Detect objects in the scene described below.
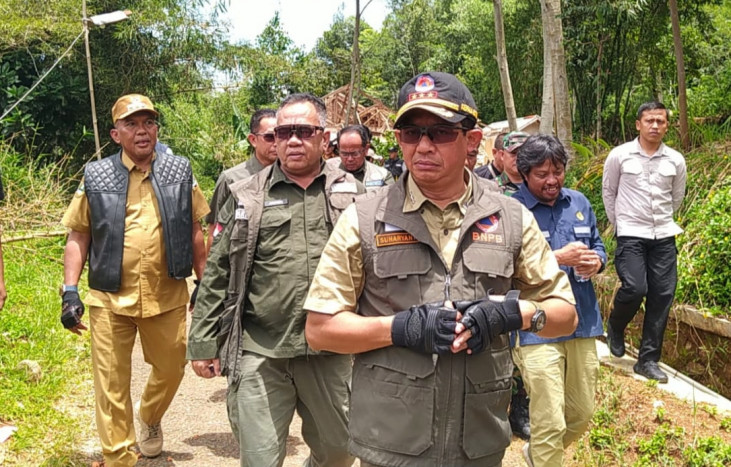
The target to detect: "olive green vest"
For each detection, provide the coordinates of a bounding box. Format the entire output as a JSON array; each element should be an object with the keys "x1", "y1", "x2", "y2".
[
  {"x1": 350, "y1": 176, "x2": 524, "y2": 466},
  {"x1": 218, "y1": 162, "x2": 363, "y2": 378}
]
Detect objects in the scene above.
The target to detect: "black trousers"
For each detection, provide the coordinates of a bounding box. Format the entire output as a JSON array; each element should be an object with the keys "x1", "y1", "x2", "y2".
[{"x1": 609, "y1": 235, "x2": 677, "y2": 363}]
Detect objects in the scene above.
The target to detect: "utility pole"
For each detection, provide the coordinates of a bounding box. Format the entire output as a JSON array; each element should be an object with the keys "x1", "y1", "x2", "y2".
[
  {"x1": 83, "y1": 0, "x2": 101, "y2": 159},
  {"x1": 82, "y1": 1, "x2": 131, "y2": 159}
]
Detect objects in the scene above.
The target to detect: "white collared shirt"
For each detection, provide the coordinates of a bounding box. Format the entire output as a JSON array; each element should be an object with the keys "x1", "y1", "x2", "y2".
[{"x1": 602, "y1": 138, "x2": 686, "y2": 239}]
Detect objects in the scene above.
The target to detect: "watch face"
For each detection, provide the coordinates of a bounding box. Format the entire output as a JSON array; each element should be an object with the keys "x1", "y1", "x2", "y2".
[{"x1": 532, "y1": 310, "x2": 546, "y2": 332}]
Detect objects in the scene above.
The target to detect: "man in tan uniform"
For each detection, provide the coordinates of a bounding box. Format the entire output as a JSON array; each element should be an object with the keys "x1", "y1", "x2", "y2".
[
  {"x1": 61, "y1": 94, "x2": 209, "y2": 466},
  {"x1": 304, "y1": 72, "x2": 577, "y2": 466}
]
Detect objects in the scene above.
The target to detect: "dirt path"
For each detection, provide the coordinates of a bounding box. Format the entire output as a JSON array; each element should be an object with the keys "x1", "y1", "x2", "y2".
[{"x1": 80, "y1": 312, "x2": 525, "y2": 466}]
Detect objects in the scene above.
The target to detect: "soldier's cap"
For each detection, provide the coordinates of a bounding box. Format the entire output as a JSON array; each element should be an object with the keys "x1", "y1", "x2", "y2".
[
  {"x1": 388, "y1": 145, "x2": 399, "y2": 153},
  {"x1": 111, "y1": 94, "x2": 159, "y2": 124},
  {"x1": 394, "y1": 72, "x2": 478, "y2": 127},
  {"x1": 503, "y1": 131, "x2": 529, "y2": 153}
]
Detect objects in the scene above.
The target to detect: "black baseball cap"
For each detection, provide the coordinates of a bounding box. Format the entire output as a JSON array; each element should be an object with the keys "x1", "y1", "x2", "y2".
[{"x1": 395, "y1": 72, "x2": 478, "y2": 127}]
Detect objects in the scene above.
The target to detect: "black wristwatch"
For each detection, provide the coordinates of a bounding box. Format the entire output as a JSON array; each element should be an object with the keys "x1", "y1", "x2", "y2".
[{"x1": 529, "y1": 304, "x2": 546, "y2": 333}]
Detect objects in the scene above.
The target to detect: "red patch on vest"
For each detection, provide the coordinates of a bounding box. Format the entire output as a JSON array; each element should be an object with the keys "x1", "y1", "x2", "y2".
[{"x1": 376, "y1": 232, "x2": 419, "y2": 247}]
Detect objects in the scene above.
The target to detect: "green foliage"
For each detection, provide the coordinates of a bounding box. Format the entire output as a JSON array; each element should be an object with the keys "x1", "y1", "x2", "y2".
[
  {"x1": 0, "y1": 144, "x2": 93, "y2": 463},
  {"x1": 635, "y1": 423, "x2": 685, "y2": 466},
  {"x1": 1, "y1": 0, "x2": 230, "y2": 160},
  {"x1": 677, "y1": 162, "x2": 731, "y2": 316},
  {"x1": 683, "y1": 436, "x2": 731, "y2": 467}
]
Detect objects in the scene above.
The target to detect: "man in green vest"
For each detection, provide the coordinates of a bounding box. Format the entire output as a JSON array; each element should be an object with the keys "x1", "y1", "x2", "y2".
[
  {"x1": 187, "y1": 93, "x2": 364, "y2": 467},
  {"x1": 304, "y1": 72, "x2": 578, "y2": 467}
]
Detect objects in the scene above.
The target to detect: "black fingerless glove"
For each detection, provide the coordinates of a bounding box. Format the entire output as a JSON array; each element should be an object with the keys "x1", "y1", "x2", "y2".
[
  {"x1": 455, "y1": 290, "x2": 522, "y2": 354},
  {"x1": 190, "y1": 280, "x2": 201, "y2": 306},
  {"x1": 61, "y1": 291, "x2": 85, "y2": 329},
  {"x1": 391, "y1": 302, "x2": 458, "y2": 354}
]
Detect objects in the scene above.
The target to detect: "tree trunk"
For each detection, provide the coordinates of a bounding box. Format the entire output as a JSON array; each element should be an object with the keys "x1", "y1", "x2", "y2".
[
  {"x1": 539, "y1": 0, "x2": 554, "y2": 135},
  {"x1": 345, "y1": 0, "x2": 362, "y2": 125},
  {"x1": 543, "y1": 0, "x2": 572, "y2": 146},
  {"x1": 595, "y1": 38, "x2": 603, "y2": 142},
  {"x1": 493, "y1": 0, "x2": 517, "y2": 131},
  {"x1": 669, "y1": 0, "x2": 690, "y2": 151}
]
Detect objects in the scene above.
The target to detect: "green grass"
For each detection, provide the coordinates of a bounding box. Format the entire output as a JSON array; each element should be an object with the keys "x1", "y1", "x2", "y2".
[{"x1": 0, "y1": 237, "x2": 94, "y2": 465}]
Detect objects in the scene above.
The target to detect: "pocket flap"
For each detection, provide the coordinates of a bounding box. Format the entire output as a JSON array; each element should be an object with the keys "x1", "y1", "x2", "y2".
[
  {"x1": 463, "y1": 247, "x2": 514, "y2": 278},
  {"x1": 374, "y1": 246, "x2": 431, "y2": 279},
  {"x1": 357, "y1": 347, "x2": 436, "y2": 379}
]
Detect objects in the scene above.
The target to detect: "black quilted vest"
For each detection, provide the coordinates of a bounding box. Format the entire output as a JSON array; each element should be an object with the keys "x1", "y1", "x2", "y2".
[{"x1": 84, "y1": 150, "x2": 194, "y2": 292}]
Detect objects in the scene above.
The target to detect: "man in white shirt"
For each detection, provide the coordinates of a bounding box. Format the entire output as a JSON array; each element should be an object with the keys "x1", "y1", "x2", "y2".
[{"x1": 602, "y1": 101, "x2": 687, "y2": 383}]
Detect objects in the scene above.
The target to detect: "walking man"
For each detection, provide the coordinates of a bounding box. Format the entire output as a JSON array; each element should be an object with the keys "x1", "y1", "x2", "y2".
[
  {"x1": 188, "y1": 93, "x2": 363, "y2": 467},
  {"x1": 61, "y1": 94, "x2": 209, "y2": 466},
  {"x1": 602, "y1": 101, "x2": 687, "y2": 383},
  {"x1": 513, "y1": 134, "x2": 605, "y2": 466},
  {"x1": 205, "y1": 108, "x2": 277, "y2": 254},
  {"x1": 304, "y1": 72, "x2": 577, "y2": 467}
]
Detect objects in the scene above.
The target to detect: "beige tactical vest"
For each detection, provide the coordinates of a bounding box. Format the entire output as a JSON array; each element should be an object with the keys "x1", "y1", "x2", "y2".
[{"x1": 350, "y1": 176, "x2": 524, "y2": 466}]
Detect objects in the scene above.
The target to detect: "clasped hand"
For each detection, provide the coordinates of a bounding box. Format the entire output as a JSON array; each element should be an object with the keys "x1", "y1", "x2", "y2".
[{"x1": 391, "y1": 291, "x2": 522, "y2": 355}]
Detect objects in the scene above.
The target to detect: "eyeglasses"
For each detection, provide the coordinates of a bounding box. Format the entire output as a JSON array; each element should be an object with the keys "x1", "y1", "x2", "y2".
[
  {"x1": 397, "y1": 124, "x2": 468, "y2": 145},
  {"x1": 254, "y1": 132, "x2": 275, "y2": 143},
  {"x1": 339, "y1": 149, "x2": 365, "y2": 159},
  {"x1": 274, "y1": 125, "x2": 324, "y2": 141}
]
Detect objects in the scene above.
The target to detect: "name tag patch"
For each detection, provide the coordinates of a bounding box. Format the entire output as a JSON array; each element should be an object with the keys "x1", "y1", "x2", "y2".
[
  {"x1": 331, "y1": 182, "x2": 358, "y2": 193},
  {"x1": 235, "y1": 207, "x2": 248, "y2": 220},
  {"x1": 264, "y1": 199, "x2": 289, "y2": 208},
  {"x1": 574, "y1": 225, "x2": 591, "y2": 236},
  {"x1": 365, "y1": 180, "x2": 385, "y2": 187},
  {"x1": 376, "y1": 232, "x2": 419, "y2": 247}
]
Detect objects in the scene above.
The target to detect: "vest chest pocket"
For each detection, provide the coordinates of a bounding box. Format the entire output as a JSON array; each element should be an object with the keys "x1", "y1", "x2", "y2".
[
  {"x1": 462, "y1": 247, "x2": 514, "y2": 300},
  {"x1": 373, "y1": 246, "x2": 432, "y2": 309}
]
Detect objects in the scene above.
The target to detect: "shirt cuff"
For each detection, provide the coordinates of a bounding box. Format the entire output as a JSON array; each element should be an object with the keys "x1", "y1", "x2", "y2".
[{"x1": 186, "y1": 338, "x2": 219, "y2": 361}]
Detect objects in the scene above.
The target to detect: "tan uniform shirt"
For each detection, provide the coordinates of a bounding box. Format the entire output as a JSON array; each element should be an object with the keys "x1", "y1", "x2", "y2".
[
  {"x1": 305, "y1": 171, "x2": 574, "y2": 314},
  {"x1": 62, "y1": 151, "x2": 210, "y2": 317}
]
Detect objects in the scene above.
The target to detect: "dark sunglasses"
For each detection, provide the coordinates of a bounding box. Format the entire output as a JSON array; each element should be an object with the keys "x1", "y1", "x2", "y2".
[
  {"x1": 397, "y1": 124, "x2": 468, "y2": 145},
  {"x1": 274, "y1": 125, "x2": 324, "y2": 141},
  {"x1": 254, "y1": 132, "x2": 275, "y2": 143}
]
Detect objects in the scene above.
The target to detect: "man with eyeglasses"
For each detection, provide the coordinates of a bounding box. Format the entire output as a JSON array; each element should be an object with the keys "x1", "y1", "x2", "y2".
[
  {"x1": 60, "y1": 94, "x2": 209, "y2": 466},
  {"x1": 188, "y1": 93, "x2": 364, "y2": 467},
  {"x1": 203, "y1": 109, "x2": 277, "y2": 257},
  {"x1": 304, "y1": 72, "x2": 577, "y2": 467},
  {"x1": 331, "y1": 124, "x2": 393, "y2": 191}
]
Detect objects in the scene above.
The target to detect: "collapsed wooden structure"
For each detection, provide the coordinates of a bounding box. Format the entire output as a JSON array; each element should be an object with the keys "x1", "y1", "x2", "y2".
[{"x1": 322, "y1": 84, "x2": 394, "y2": 137}]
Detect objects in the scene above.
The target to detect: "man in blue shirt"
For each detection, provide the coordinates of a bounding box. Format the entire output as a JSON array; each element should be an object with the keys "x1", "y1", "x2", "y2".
[{"x1": 512, "y1": 134, "x2": 605, "y2": 467}]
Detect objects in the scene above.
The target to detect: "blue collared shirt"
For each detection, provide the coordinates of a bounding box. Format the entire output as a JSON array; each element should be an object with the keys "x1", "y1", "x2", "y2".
[{"x1": 512, "y1": 184, "x2": 607, "y2": 345}]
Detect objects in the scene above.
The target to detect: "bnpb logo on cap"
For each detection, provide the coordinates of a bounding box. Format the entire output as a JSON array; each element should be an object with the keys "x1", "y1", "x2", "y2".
[{"x1": 415, "y1": 74, "x2": 435, "y2": 92}]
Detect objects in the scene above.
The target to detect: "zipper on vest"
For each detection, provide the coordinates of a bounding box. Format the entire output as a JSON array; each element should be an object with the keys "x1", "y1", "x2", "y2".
[{"x1": 444, "y1": 272, "x2": 452, "y2": 304}]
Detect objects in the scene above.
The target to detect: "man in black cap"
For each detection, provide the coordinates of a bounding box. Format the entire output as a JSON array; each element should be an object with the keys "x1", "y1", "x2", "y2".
[
  {"x1": 384, "y1": 145, "x2": 405, "y2": 180},
  {"x1": 304, "y1": 71, "x2": 577, "y2": 467}
]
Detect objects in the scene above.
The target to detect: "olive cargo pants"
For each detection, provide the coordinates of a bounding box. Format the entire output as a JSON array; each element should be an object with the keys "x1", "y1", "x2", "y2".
[{"x1": 227, "y1": 352, "x2": 354, "y2": 467}]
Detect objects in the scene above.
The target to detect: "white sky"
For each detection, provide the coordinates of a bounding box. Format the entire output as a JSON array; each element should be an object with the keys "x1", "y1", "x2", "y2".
[{"x1": 222, "y1": 0, "x2": 389, "y2": 51}]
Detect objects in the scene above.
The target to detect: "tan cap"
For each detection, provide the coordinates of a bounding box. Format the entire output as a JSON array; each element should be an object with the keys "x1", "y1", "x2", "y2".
[{"x1": 111, "y1": 94, "x2": 158, "y2": 124}]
